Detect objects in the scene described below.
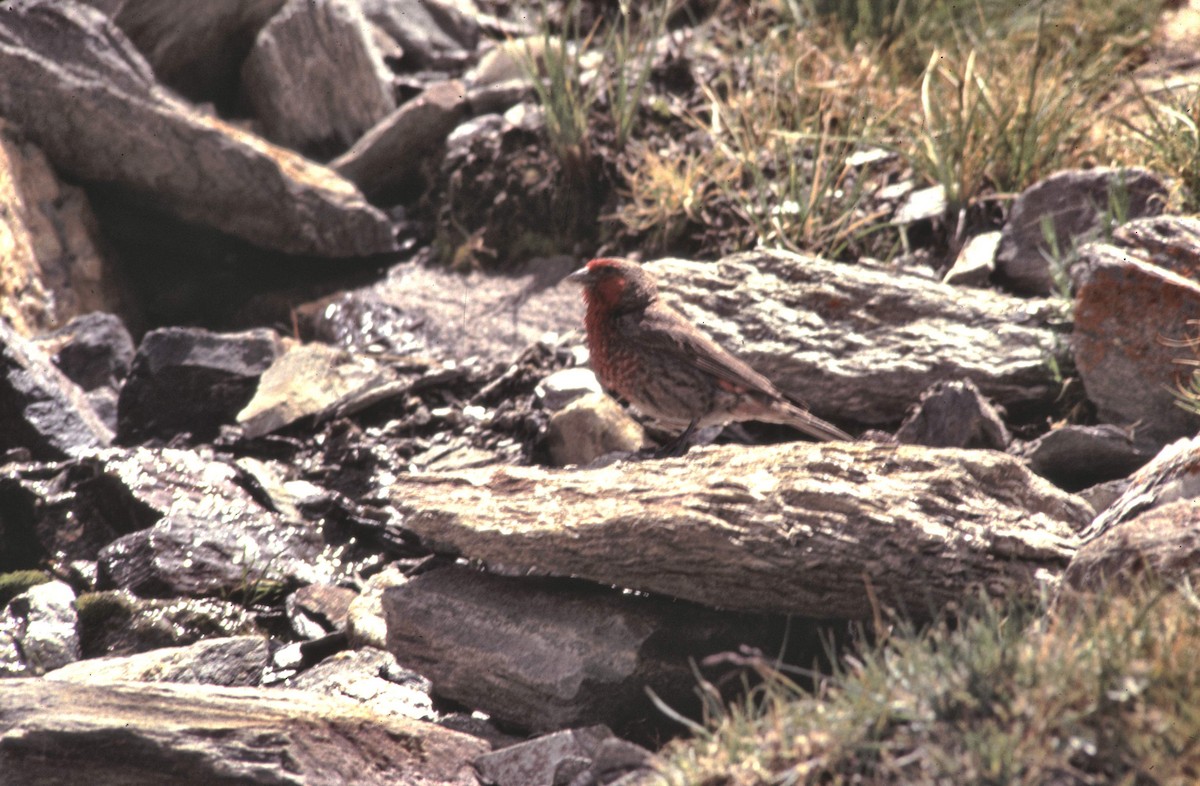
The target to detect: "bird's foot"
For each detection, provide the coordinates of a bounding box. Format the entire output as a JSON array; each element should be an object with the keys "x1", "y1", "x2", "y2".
[{"x1": 644, "y1": 419, "x2": 699, "y2": 459}]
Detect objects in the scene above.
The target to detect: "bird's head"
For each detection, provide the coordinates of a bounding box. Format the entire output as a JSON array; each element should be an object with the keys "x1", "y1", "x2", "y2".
[{"x1": 566, "y1": 258, "x2": 658, "y2": 314}]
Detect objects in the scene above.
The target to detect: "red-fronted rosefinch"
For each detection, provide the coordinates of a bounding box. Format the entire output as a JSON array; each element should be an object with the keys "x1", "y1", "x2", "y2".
[{"x1": 567, "y1": 257, "x2": 851, "y2": 445}]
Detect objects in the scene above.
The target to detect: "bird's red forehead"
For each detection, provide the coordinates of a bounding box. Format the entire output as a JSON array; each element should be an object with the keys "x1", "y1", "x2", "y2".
[
  {"x1": 583, "y1": 258, "x2": 628, "y2": 305},
  {"x1": 587, "y1": 258, "x2": 625, "y2": 273}
]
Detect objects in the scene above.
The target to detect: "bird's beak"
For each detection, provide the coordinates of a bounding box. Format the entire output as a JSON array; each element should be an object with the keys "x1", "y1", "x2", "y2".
[{"x1": 564, "y1": 266, "x2": 592, "y2": 285}]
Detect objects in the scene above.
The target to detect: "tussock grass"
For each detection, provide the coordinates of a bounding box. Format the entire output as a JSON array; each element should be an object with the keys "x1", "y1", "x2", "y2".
[{"x1": 657, "y1": 582, "x2": 1200, "y2": 785}]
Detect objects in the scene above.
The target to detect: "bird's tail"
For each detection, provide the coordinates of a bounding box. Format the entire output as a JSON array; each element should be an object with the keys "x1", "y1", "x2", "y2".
[{"x1": 776, "y1": 402, "x2": 853, "y2": 442}]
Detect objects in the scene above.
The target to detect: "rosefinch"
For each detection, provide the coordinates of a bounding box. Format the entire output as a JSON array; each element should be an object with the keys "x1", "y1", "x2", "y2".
[{"x1": 566, "y1": 257, "x2": 851, "y2": 446}]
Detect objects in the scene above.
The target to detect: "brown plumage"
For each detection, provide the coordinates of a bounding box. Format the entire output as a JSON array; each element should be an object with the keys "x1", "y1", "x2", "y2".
[{"x1": 566, "y1": 257, "x2": 851, "y2": 444}]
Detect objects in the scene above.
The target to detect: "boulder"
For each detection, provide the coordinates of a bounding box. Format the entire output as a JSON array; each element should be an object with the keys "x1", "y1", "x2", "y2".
[
  {"x1": 384, "y1": 566, "x2": 818, "y2": 734},
  {"x1": 1071, "y1": 243, "x2": 1200, "y2": 445},
  {"x1": 117, "y1": 326, "x2": 283, "y2": 444},
  {"x1": 0, "y1": 1, "x2": 397, "y2": 257},
  {"x1": 0, "y1": 122, "x2": 129, "y2": 336},
  {"x1": 644, "y1": 250, "x2": 1067, "y2": 426},
  {"x1": 242, "y1": 0, "x2": 396, "y2": 155},
  {"x1": 0, "y1": 318, "x2": 113, "y2": 461},
  {"x1": 995, "y1": 168, "x2": 1168, "y2": 295}
]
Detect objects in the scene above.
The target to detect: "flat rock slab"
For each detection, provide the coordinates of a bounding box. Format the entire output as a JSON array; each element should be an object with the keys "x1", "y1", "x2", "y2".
[
  {"x1": 646, "y1": 250, "x2": 1067, "y2": 426},
  {"x1": 0, "y1": 679, "x2": 488, "y2": 785},
  {"x1": 388, "y1": 442, "x2": 1090, "y2": 619},
  {"x1": 0, "y1": 1, "x2": 397, "y2": 257}
]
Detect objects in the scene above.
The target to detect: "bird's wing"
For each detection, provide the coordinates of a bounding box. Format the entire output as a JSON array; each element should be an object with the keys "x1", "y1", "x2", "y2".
[{"x1": 628, "y1": 303, "x2": 788, "y2": 400}]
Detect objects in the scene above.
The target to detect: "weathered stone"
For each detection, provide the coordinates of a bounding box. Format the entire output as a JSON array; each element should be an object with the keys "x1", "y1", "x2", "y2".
[
  {"x1": 32, "y1": 312, "x2": 136, "y2": 432},
  {"x1": 0, "y1": 122, "x2": 128, "y2": 336},
  {"x1": 76, "y1": 590, "x2": 256, "y2": 658},
  {"x1": 286, "y1": 648, "x2": 438, "y2": 723},
  {"x1": 1019, "y1": 424, "x2": 1156, "y2": 491},
  {"x1": 35, "y1": 312, "x2": 135, "y2": 394},
  {"x1": 98, "y1": 510, "x2": 325, "y2": 601},
  {"x1": 0, "y1": 679, "x2": 489, "y2": 785},
  {"x1": 387, "y1": 443, "x2": 1088, "y2": 619},
  {"x1": 894, "y1": 379, "x2": 1010, "y2": 450},
  {"x1": 535, "y1": 367, "x2": 604, "y2": 412},
  {"x1": 313, "y1": 259, "x2": 581, "y2": 365},
  {"x1": 286, "y1": 583, "x2": 358, "y2": 639},
  {"x1": 237, "y1": 341, "x2": 399, "y2": 439},
  {"x1": 384, "y1": 566, "x2": 818, "y2": 733},
  {"x1": 346, "y1": 565, "x2": 409, "y2": 650},
  {"x1": 333, "y1": 80, "x2": 469, "y2": 200},
  {"x1": 892, "y1": 184, "x2": 947, "y2": 226},
  {"x1": 361, "y1": 0, "x2": 477, "y2": 69},
  {"x1": 117, "y1": 326, "x2": 283, "y2": 444},
  {"x1": 995, "y1": 167, "x2": 1168, "y2": 295},
  {"x1": 474, "y1": 726, "x2": 654, "y2": 786},
  {"x1": 1113, "y1": 214, "x2": 1200, "y2": 278},
  {"x1": 0, "y1": 580, "x2": 79, "y2": 677},
  {"x1": 1082, "y1": 434, "x2": 1200, "y2": 542},
  {"x1": 47, "y1": 635, "x2": 268, "y2": 686},
  {"x1": 642, "y1": 250, "x2": 1066, "y2": 426},
  {"x1": 943, "y1": 231, "x2": 999, "y2": 287},
  {"x1": 544, "y1": 392, "x2": 648, "y2": 467},
  {"x1": 0, "y1": 318, "x2": 113, "y2": 461},
  {"x1": 1066, "y1": 499, "x2": 1200, "y2": 590},
  {"x1": 1071, "y1": 243, "x2": 1200, "y2": 445},
  {"x1": 111, "y1": 0, "x2": 284, "y2": 106},
  {"x1": 242, "y1": 0, "x2": 395, "y2": 155},
  {"x1": 0, "y1": 2, "x2": 397, "y2": 257}
]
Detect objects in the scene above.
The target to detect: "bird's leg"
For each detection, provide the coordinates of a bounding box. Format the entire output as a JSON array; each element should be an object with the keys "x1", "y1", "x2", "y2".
[{"x1": 652, "y1": 419, "x2": 699, "y2": 459}]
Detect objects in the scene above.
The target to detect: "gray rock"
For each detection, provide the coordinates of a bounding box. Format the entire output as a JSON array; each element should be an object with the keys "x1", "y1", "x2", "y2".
[
  {"x1": 98, "y1": 510, "x2": 324, "y2": 600},
  {"x1": 346, "y1": 565, "x2": 409, "y2": 650},
  {"x1": 544, "y1": 393, "x2": 648, "y2": 467},
  {"x1": 1071, "y1": 243, "x2": 1200, "y2": 445},
  {"x1": 535, "y1": 367, "x2": 603, "y2": 412},
  {"x1": 1019, "y1": 424, "x2": 1156, "y2": 491},
  {"x1": 38, "y1": 313, "x2": 135, "y2": 392},
  {"x1": 0, "y1": 679, "x2": 490, "y2": 784},
  {"x1": 995, "y1": 167, "x2": 1167, "y2": 295},
  {"x1": 236, "y1": 341, "x2": 401, "y2": 439},
  {"x1": 645, "y1": 250, "x2": 1066, "y2": 426},
  {"x1": 287, "y1": 648, "x2": 438, "y2": 722},
  {"x1": 892, "y1": 184, "x2": 947, "y2": 226},
  {"x1": 117, "y1": 326, "x2": 282, "y2": 444},
  {"x1": 332, "y1": 79, "x2": 469, "y2": 199},
  {"x1": 384, "y1": 565, "x2": 812, "y2": 733},
  {"x1": 1066, "y1": 498, "x2": 1200, "y2": 591},
  {"x1": 0, "y1": 580, "x2": 79, "y2": 677},
  {"x1": 361, "y1": 0, "x2": 478, "y2": 68},
  {"x1": 76, "y1": 590, "x2": 256, "y2": 658},
  {"x1": 943, "y1": 231, "x2": 999, "y2": 287},
  {"x1": 286, "y1": 583, "x2": 358, "y2": 639},
  {"x1": 0, "y1": 1, "x2": 397, "y2": 257},
  {"x1": 1113, "y1": 214, "x2": 1200, "y2": 277},
  {"x1": 1083, "y1": 434, "x2": 1200, "y2": 542},
  {"x1": 474, "y1": 726, "x2": 637, "y2": 786},
  {"x1": 109, "y1": 0, "x2": 284, "y2": 105},
  {"x1": 47, "y1": 635, "x2": 268, "y2": 686},
  {"x1": 894, "y1": 379, "x2": 1010, "y2": 450},
  {"x1": 0, "y1": 317, "x2": 113, "y2": 460},
  {"x1": 385, "y1": 442, "x2": 1088, "y2": 620},
  {"x1": 242, "y1": 0, "x2": 395, "y2": 155}
]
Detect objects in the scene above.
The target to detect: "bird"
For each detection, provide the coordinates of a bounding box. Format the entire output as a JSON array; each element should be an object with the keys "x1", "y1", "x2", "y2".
[{"x1": 566, "y1": 257, "x2": 851, "y2": 450}]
